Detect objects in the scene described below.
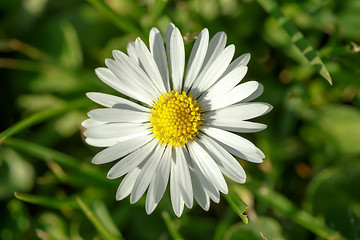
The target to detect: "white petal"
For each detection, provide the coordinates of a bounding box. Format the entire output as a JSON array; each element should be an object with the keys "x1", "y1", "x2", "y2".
[
  {"x1": 183, "y1": 28, "x2": 209, "y2": 92},
  {"x1": 187, "y1": 141, "x2": 228, "y2": 194},
  {"x1": 202, "y1": 32, "x2": 227, "y2": 69},
  {"x1": 174, "y1": 147, "x2": 193, "y2": 208},
  {"x1": 205, "y1": 81, "x2": 260, "y2": 111},
  {"x1": 193, "y1": 164, "x2": 220, "y2": 203},
  {"x1": 221, "y1": 53, "x2": 250, "y2": 77},
  {"x1": 188, "y1": 166, "x2": 210, "y2": 211},
  {"x1": 206, "y1": 103, "x2": 272, "y2": 122},
  {"x1": 81, "y1": 118, "x2": 104, "y2": 128},
  {"x1": 85, "y1": 130, "x2": 150, "y2": 147},
  {"x1": 166, "y1": 23, "x2": 185, "y2": 91},
  {"x1": 109, "y1": 51, "x2": 160, "y2": 98},
  {"x1": 116, "y1": 167, "x2": 141, "y2": 201},
  {"x1": 202, "y1": 127, "x2": 264, "y2": 163},
  {"x1": 84, "y1": 123, "x2": 149, "y2": 139},
  {"x1": 126, "y1": 42, "x2": 141, "y2": 65},
  {"x1": 86, "y1": 92, "x2": 150, "y2": 112},
  {"x1": 149, "y1": 28, "x2": 170, "y2": 92},
  {"x1": 145, "y1": 174, "x2": 159, "y2": 215},
  {"x1": 200, "y1": 65, "x2": 247, "y2": 102},
  {"x1": 242, "y1": 83, "x2": 264, "y2": 103},
  {"x1": 153, "y1": 146, "x2": 172, "y2": 203},
  {"x1": 198, "y1": 134, "x2": 246, "y2": 183},
  {"x1": 130, "y1": 144, "x2": 165, "y2": 204},
  {"x1": 107, "y1": 139, "x2": 157, "y2": 179},
  {"x1": 95, "y1": 67, "x2": 152, "y2": 106},
  {"x1": 92, "y1": 135, "x2": 153, "y2": 164},
  {"x1": 207, "y1": 121, "x2": 267, "y2": 133},
  {"x1": 87, "y1": 108, "x2": 149, "y2": 123},
  {"x1": 134, "y1": 38, "x2": 167, "y2": 93},
  {"x1": 191, "y1": 44, "x2": 235, "y2": 97},
  {"x1": 170, "y1": 148, "x2": 185, "y2": 217}
]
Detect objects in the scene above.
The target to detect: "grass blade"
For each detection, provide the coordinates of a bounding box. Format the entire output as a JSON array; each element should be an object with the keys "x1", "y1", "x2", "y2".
[
  {"x1": 4, "y1": 138, "x2": 109, "y2": 184},
  {"x1": 0, "y1": 98, "x2": 89, "y2": 144},
  {"x1": 224, "y1": 184, "x2": 248, "y2": 224},
  {"x1": 150, "y1": 0, "x2": 169, "y2": 24},
  {"x1": 161, "y1": 211, "x2": 184, "y2": 240},
  {"x1": 87, "y1": 0, "x2": 145, "y2": 38},
  {"x1": 76, "y1": 197, "x2": 122, "y2": 240},
  {"x1": 257, "y1": 0, "x2": 332, "y2": 85},
  {"x1": 15, "y1": 192, "x2": 78, "y2": 209}
]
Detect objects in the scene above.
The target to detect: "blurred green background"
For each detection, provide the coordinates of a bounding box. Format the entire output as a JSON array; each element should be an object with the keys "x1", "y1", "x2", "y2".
[{"x1": 1, "y1": 0, "x2": 359, "y2": 239}]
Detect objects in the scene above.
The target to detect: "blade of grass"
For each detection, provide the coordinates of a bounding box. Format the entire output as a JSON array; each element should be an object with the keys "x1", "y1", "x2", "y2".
[
  {"x1": 87, "y1": 0, "x2": 145, "y2": 38},
  {"x1": 256, "y1": 0, "x2": 332, "y2": 85},
  {"x1": 0, "y1": 98, "x2": 89, "y2": 144},
  {"x1": 224, "y1": 187, "x2": 248, "y2": 224},
  {"x1": 15, "y1": 192, "x2": 79, "y2": 209},
  {"x1": 149, "y1": 0, "x2": 169, "y2": 24},
  {"x1": 93, "y1": 201, "x2": 123, "y2": 238},
  {"x1": 213, "y1": 208, "x2": 236, "y2": 240},
  {"x1": 4, "y1": 138, "x2": 109, "y2": 184},
  {"x1": 0, "y1": 39, "x2": 53, "y2": 62},
  {"x1": 161, "y1": 211, "x2": 184, "y2": 240},
  {"x1": 246, "y1": 178, "x2": 345, "y2": 240},
  {"x1": 0, "y1": 58, "x2": 51, "y2": 72},
  {"x1": 76, "y1": 197, "x2": 122, "y2": 240}
]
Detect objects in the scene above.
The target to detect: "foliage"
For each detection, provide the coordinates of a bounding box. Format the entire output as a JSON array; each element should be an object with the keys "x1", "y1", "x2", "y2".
[{"x1": 1, "y1": 0, "x2": 359, "y2": 239}]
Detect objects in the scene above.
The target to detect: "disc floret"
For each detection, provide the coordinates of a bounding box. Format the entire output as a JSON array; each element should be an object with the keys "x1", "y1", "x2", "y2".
[{"x1": 150, "y1": 91, "x2": 202, "y2": 146}]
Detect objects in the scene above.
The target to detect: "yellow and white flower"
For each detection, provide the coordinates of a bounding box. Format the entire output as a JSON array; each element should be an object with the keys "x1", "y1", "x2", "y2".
[{"x1": 82, "y1": 23, "x2": 272, "y2": 217}]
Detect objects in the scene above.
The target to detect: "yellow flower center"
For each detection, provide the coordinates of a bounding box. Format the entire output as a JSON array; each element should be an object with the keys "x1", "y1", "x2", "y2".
[{"x1": 150, "y1": 91, "x2": 202, "y2": 146}]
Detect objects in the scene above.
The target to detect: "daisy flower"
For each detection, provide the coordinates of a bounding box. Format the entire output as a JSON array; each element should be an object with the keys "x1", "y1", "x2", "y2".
[{"x1": 82, "y1": 23, "x2": 272, "y2": 217}]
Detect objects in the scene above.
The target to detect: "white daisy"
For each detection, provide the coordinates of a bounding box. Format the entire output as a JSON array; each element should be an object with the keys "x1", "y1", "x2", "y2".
[{"x1": 82, "y1": 23, "x2": 272, "y2": 217}]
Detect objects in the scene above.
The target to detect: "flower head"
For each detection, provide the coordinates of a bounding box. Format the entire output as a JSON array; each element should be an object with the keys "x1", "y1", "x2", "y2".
[{"x1": 82, "y1": 23, "x2": 272, "y2": 216}]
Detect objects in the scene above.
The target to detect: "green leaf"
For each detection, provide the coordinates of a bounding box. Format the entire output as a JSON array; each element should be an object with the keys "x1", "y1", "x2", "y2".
[
  {"x1": 0, "y1": 149, "x2": 35, "y2": 199},
  {"x1": 305, "y1": 161, "x2": 360, "y2": 240},
  {"x1": 224, "y1": 217, "x2": 283, "y2": 240},
  {"x1": 225, "y1": 184, "x2": 248, "y2": 224},
  {"x1": 76, "y1": 197, "x2": 123, "y2": 240},
  {"x1": 303, "y1": 105, "x2": 360, "y2": 155},
  {"x1": 15, "y1": 192, "x2": 78, "y2": 209},
  {"x1": 60, "y1": 21, "x2": 83, "y2": 69},
  {"x1": 256, "y1": 0, "x2": 332, "y2": 85}
]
